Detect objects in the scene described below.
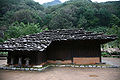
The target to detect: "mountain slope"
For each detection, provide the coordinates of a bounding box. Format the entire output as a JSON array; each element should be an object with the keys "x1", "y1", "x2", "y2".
[{"x1": 43, "y1": 0, "x2": 62, "y2": 7}]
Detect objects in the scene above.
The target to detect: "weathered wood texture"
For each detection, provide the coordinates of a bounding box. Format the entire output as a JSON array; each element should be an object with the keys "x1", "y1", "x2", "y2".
[{"x1": 46, "y1": 40, "x2": 101, "y2": 64}]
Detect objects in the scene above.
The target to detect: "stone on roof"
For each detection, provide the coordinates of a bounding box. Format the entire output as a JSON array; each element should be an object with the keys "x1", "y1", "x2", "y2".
[{"x1": 0, "y1": 29, "x2": 117, "y2": 51}]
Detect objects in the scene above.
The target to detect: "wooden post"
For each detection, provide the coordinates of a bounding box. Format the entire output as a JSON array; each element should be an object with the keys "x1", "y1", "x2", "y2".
[{"x1": 99, "y1": 44, "x2": 102, "y2": 63}]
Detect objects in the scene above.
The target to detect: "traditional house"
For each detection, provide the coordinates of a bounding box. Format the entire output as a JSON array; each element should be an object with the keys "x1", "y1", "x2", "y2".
[{"x1": 0, "y1": 29, "x2": 117, "y2": 66}]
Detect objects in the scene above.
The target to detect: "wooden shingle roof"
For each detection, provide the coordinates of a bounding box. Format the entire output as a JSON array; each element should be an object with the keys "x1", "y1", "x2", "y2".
[{"x1": 0, "y1": 29, "x2": 117, "y2": 51}]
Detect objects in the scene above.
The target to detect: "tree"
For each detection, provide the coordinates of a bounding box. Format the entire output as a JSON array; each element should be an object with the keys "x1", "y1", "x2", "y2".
[
  {"x1": 110, "y1": 14, "x2": 120, "y2": 26},
  {"x1": 107, "y1": 25, "x2": 120, "y2": 48},
  {"x1": 49, "y1": 5, "x2": 78, "y2": 29},
  {"x1": 96, "y1": 8, "x2": 111, "y2": 26},
  {"x1": 4, "y1": 22, "x2": 42, "y2": 40},
  {"x1": 77, "y1": 15, "x2": 87, "y2": 28}
]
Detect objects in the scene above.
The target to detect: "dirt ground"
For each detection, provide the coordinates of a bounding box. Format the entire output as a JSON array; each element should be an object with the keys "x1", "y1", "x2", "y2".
[
  {"x1": 0, "y1": 67, "x2": 120, "y2": 80},
  {"x1": 0, "y1": 57, "x2": 120, "y2": 80}
]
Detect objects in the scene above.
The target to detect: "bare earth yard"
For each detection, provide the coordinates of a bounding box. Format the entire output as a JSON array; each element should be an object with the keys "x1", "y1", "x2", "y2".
[
  {"x1": 0, "y1": 57, "x2": 120, "y2": 80},
  {"x1": 0, "y1": 67, "x2": 120, "y2": 80}
]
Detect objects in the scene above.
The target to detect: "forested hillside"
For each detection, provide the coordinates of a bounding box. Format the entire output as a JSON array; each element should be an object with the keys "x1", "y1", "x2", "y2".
[{"x1": 0, "y1": 0, "x2": 120, "y2": 49}]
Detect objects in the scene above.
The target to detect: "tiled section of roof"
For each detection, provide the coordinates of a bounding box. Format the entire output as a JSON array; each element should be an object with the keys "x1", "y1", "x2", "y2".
[{"x1": 0, "y1": 29, "x2": 117, "y2": 51}]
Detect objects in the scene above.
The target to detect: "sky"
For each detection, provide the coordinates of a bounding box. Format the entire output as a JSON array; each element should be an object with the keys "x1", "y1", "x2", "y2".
[{"x1": 34, "y1": 0, "x2": 119, "y2": 4}]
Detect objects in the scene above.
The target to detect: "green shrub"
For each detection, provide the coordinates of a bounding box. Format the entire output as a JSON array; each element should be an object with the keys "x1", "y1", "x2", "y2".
[
  {"x1": 102, "y1": 52, "x2": 110, "y2": 56},
  {"x1": 0, "y1": 52, "x2": 8, "y2": 55}
]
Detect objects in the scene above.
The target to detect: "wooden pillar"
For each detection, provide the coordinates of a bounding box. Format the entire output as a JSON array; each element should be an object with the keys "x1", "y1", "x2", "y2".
[
  {"x1": 71, "y1": 48, "x2": 74, "y2": 64},
  {"x1": 99, "y1": 44, "x2": 102, "y2": 63},
  {"x1": 100, "y1": 49, "x2": 102, "y2": 63}
]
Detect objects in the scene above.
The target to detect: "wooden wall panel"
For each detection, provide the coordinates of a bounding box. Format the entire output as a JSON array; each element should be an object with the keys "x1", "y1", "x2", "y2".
[
  {"x1": 46, "y1": 40, "x2": 101, "y2": 64},
  {"x1": 46, "y1": 41, "x2": 72, "y2": 60}
]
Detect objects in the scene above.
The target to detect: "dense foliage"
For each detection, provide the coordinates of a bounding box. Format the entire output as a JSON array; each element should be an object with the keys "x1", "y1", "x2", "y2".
[{"x1": 0, "y1": 0, "x2": 120, "y2": 49}]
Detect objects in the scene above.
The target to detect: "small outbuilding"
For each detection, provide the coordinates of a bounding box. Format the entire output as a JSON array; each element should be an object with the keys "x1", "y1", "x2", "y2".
[{"x1": 0, "y1": 29, "x2": 117, "y2": 66}]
